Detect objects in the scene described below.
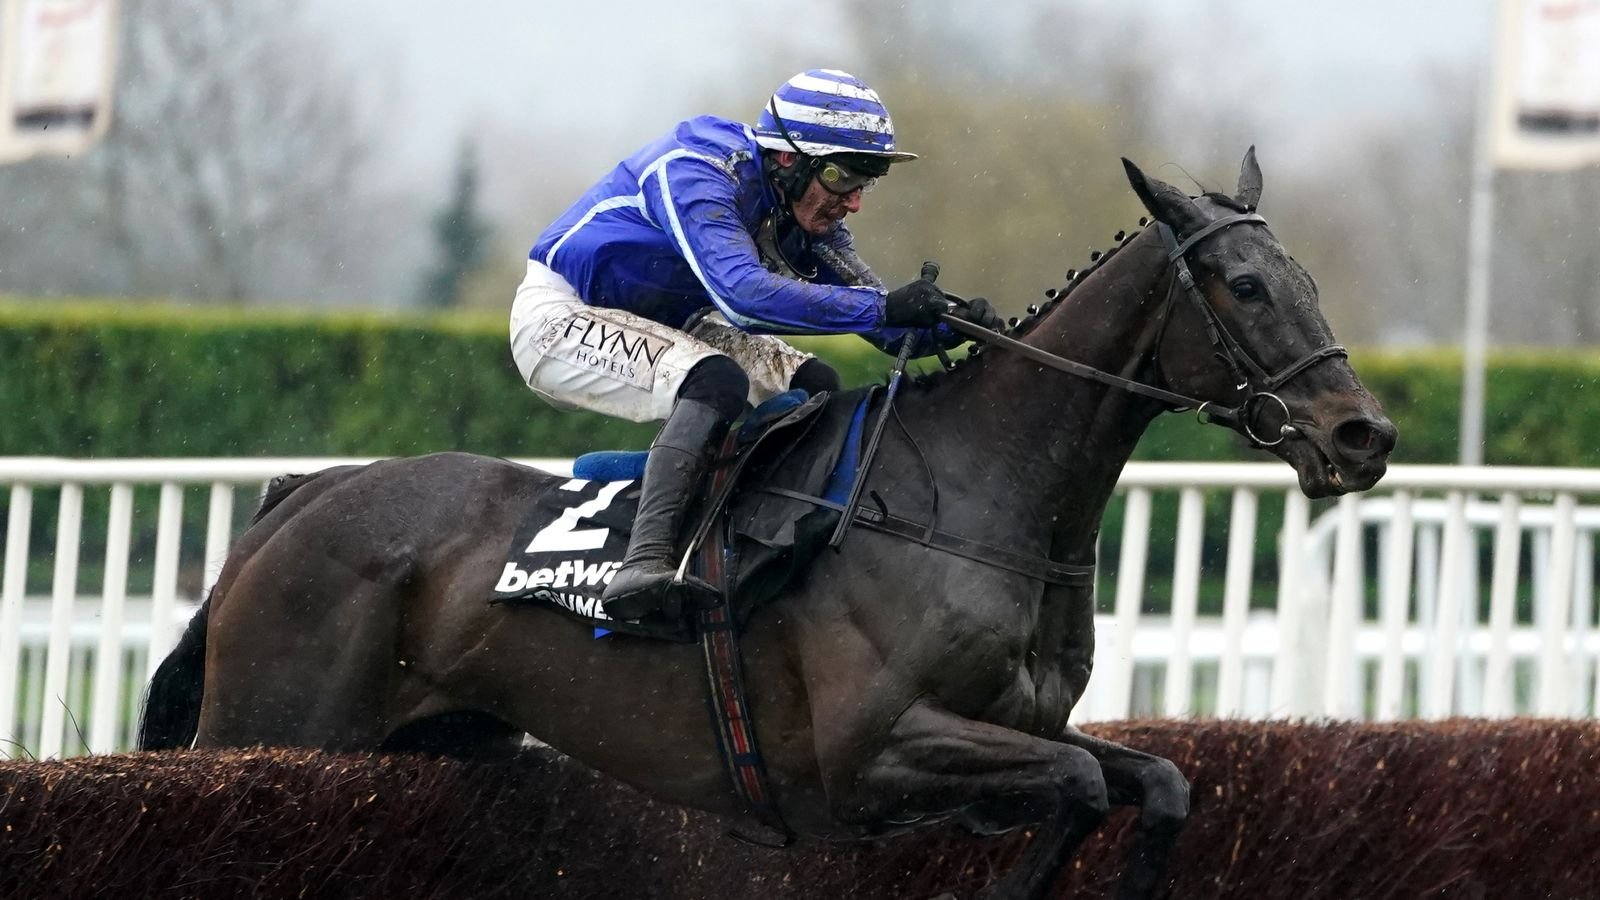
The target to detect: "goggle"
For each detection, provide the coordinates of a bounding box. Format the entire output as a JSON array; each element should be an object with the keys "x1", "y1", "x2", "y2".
[{"x1": 816, "y1": 159, "x2": 878, "y2": 195}]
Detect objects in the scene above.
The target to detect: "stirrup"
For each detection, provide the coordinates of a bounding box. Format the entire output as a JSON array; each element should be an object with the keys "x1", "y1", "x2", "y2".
[{"x1": 602, "y1": 572, "x2": 721, "y2": 622}]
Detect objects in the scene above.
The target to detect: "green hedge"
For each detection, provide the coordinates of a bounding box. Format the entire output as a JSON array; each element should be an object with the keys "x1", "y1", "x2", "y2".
[
  {"x1": 3, "y1": 301, "x2": 1599, "y2": 465},
  {"x1": 4, "y1": 301, "x2": 1597, "y2": 610},
  {"x1": 0, "y1": 301, "x2": 654, "y2": 457}
]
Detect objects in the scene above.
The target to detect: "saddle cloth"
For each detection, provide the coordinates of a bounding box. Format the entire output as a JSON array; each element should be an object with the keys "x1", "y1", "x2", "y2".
[{"x1": 489, "y1": 387, "x2": 874, "y2": 641}]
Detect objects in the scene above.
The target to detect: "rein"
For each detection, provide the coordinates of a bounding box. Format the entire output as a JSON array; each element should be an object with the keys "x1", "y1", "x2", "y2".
[{"x1": 942, "y1": 212, "x2": 1347, "y2": 447}]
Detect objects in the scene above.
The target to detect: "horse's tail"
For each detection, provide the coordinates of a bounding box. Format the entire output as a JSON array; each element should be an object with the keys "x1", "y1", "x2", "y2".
[
  {"x1": 136, "y1": 592, "x2": 212, "y2": 750},
  {"x1": 249, "y1": 470, "x2": 328, "y2": 527}
]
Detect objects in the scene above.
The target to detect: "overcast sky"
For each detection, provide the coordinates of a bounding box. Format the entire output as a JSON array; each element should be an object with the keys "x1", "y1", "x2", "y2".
[{"x1": 311, "y1": 0, "x2": 1493, "y2": 183}]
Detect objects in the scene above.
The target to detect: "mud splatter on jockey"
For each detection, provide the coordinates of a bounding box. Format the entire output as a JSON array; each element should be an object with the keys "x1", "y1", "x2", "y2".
[{"x1": 510, "y1": 69, "x2": 1003, "y2": 622}]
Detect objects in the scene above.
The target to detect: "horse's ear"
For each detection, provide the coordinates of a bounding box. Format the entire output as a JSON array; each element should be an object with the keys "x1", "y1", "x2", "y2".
[
  {"x1": 1122, "y1": 158, "x2": 1208, "y2": 238},
  {"x1": 1236, "y1": 146, "x2": 1263, "y2": 212}
]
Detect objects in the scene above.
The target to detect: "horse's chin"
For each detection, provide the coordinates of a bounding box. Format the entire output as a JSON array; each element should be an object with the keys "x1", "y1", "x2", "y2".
[{"x1": 1275, "y1": 440, "x2": 1389, "y2": 499}]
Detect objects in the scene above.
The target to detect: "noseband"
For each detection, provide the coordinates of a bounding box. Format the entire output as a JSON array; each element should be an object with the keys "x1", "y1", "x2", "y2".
[{"x1": 940, "y1": 212, "x2": 1345, "y2": 446}]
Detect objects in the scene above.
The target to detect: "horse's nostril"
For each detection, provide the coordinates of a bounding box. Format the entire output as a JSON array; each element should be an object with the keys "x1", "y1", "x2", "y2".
[{"x1": 1333, "y1": 418, "x2": 1397, "y2": 462}]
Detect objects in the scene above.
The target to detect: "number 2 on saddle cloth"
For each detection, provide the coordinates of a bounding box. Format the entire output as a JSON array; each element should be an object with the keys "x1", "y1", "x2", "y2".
[{"x1": 488, "y1": 387, "x2": 875, "y2": 642}]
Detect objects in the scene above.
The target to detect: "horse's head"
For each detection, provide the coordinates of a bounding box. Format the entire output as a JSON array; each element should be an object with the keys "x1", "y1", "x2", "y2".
[{"x1": 1122, "y1": 149, "x2": 1396, "y2": 497}]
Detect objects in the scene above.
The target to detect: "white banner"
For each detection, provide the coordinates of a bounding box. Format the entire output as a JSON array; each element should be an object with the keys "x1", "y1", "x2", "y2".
[
  {"x1": 1491, "y1": 0, "x2": 1600, "y2": 170},
  {"x1": 0, "y1": 0, "x2": 117, "y2": 164}
]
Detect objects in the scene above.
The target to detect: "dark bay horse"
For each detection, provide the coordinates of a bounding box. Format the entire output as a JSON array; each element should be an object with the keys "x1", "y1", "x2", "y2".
[{"x1": 139, "y1": 151, "x2": 1396, "y2": 899}]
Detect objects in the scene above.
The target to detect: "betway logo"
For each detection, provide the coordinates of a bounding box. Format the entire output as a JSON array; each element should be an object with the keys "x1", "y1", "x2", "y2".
[{"x1": 495, "y1": 559, "x2": 620, "y2": 594}]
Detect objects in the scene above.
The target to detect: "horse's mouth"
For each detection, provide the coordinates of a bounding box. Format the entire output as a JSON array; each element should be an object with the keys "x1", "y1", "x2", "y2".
[
  {"x1": 1281, "y1": 435, "x2": 1390, "y2": 498},
  {"x1": 1315, "y1": 455, "x2": 1388, "y2": 497}
]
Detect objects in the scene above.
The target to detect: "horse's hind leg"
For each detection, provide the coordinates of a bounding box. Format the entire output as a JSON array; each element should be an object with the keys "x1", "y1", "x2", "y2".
[
  {"x1": 198, "y1": 547, "x2": 420, "y2": 750},
  {"x1": 1055, "y1": 726, "x2": 1190, "y2": 900}
]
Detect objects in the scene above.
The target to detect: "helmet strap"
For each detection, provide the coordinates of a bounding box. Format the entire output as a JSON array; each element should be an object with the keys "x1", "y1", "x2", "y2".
[
  {"x1": 766, "y1": 96, "x2": 808, "y2": 156},
  {"x1": 764, "y1": 151, "x2": 818, "y2": 210},
  {"x1": 764, "y1": 96, "x2": 826, "y2": 209}
]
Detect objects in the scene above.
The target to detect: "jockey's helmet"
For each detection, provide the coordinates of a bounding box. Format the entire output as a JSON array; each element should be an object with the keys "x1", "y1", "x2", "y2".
[{"x1": 754, "y1": 69, "x2": 917, "y2": 167}]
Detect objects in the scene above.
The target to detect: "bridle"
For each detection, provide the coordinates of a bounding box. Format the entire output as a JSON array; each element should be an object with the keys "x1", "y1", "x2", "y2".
[{"x1": 941, "y1": 211, "x2": 1347, "y2": 447}]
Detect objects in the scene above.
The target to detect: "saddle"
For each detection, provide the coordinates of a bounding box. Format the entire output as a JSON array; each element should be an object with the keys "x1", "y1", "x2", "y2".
[{"x1": 489, "y1": 386, "x2": 876, "y2": 642}]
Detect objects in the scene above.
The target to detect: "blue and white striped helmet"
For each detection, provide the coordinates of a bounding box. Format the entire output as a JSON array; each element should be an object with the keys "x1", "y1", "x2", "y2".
[{"x1": 754, "y1": 69, "x2": 917, "y2": 163}]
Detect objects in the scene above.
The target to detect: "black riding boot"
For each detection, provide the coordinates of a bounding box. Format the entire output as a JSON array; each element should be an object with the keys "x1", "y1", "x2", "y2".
[{"x1": 601, "y1": 397, "x2": 732, "y2": 622}]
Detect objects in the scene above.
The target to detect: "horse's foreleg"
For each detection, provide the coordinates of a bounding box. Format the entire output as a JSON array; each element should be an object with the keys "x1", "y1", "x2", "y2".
[
  {"x1": 834, "y1": 702, "x2": 1109, "y2": 900},
  {"x1": 1054, "y1": 726, "x2": 1190, "y2": 900}
]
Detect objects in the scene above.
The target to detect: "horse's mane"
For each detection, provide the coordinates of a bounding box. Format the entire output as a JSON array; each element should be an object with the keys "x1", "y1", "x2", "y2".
[
  {"x1": 909, "y1": 190, "x2": 1250, "y2": 389},
  {"x1": 1006, "y1": 194, "x2": 1247, "y2": 342}
]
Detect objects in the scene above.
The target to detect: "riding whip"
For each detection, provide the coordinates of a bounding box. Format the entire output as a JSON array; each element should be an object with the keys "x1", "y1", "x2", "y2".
[{"x1": 829, "y1": 261, "x2": 940, "y2": 549}]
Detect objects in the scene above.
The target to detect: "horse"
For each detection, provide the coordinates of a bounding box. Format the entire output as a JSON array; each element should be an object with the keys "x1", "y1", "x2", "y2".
[{"x1": 138, "y1": 150, "x2": 1396, "y2": 900}]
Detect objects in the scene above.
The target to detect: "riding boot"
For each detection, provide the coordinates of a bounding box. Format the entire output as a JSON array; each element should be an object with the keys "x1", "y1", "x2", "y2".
[{"x1": 601, "y1": 397, "x2": 732, "y2": 622}]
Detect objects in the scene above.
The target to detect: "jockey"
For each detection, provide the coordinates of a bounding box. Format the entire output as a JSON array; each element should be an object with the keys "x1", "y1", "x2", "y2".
[{"x1": 510, "y1": 68, "x2": 1001, "y2": 623}]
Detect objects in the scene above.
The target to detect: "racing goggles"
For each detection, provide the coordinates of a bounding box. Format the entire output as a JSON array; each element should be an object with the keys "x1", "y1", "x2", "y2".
[{"x1": 815, "y1": 159, "x2": 879, "y2": 195}]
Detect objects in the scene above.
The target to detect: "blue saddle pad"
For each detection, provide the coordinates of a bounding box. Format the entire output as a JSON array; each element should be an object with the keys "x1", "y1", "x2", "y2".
[{"x1": 572, "y1": 450, "x2": 647, "y2": 482}]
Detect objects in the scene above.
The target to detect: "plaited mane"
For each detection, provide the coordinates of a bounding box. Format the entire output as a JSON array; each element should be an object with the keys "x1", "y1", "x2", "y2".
[{"x1": 909, "y1": 216, "x2": 1153, "y2": 388}]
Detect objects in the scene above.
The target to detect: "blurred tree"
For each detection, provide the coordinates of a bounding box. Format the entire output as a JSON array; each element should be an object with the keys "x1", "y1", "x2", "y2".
[
  {"x1": 0, "y1": 0, "x2": 1586, "y2": 348},
  {"x1": 1267, "y1": 67, "x2": 1600, "y2": 348},
  {"x1": 0, "y1": 0, "x2": 388, "y2": 305},
  {"x1": 1281, "y1": 69, "x2": 1476, "y2": 346},
  {"x1": 835, "y1": 0, "x2": 1241, "y2": 316},
  {"x1": 418, "y1": 141, "x2": 494, "y2": 309}
]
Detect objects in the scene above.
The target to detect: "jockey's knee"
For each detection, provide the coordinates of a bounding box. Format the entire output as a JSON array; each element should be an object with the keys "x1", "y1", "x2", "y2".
[
  {"x1": 678, "y1": 355, "x2": 748, "y2": 421},
  {"x1": 789, "y1": 357, "x2": 841, "y2": 395}
]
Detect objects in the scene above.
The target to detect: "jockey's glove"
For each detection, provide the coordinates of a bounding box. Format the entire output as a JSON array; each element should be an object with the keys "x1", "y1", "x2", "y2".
[
  {"x1": 956, "y1": 297, "x2": 1004, "y2": 332},
  {"x1": 884, "y1": 278, "x2": 950, "y2": 327}
]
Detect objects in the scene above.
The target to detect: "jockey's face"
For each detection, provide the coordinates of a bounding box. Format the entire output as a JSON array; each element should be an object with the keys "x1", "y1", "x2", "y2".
[{"x1": 776, "y1": 151, "x2": 865, "y2": 236}]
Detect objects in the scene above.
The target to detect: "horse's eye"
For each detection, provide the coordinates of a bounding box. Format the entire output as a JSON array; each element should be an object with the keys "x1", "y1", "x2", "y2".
[{"x1": 1230, "y1": 277, "x2": 1263, "y2": 302}]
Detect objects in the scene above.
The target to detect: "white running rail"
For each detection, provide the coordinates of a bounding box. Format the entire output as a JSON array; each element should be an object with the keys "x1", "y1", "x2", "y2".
[{"x1": 2, "y1": 458, "x2": 1597, "y2": 758}]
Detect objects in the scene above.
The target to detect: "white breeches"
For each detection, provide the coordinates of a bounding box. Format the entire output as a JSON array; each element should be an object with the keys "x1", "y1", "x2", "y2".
[{"x1": 509, "y1": 259, "x2": 815, "y2": 423}]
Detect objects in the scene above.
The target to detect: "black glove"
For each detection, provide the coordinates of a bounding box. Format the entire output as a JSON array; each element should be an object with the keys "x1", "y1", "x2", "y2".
[
  {"x1": 884, "y1": 278, "x2": 949, "y2": 328},
  {"x1": 957, "y1": 297, "x2": 1003, "y2": 331}
]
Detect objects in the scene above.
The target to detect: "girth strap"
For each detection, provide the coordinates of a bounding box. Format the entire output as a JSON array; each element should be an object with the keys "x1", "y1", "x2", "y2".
[
  {"x1": 760, "y1": 486, "x2": 1096, "y2": 587},
  {"x1": 698, "y1": 436, "x2": 792, "y2": 848}
]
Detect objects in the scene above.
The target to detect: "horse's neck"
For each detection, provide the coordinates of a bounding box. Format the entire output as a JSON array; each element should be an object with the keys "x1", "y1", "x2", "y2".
[{"x1": 908, "y1": 231, "x2": 1174, "y2": 561}]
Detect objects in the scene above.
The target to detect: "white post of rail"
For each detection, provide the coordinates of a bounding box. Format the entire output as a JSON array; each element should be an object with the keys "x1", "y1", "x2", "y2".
[
  {"x1": 89, "y1": 483, "x2": 134, "y2": 754},
  {"x1": 1164, "y1": 488, "x2": 1204, "y2": 717},
  {"x1": 1376, "y1": 491, "x2": 1415, "y2": 720},
  {"x1": 1570, "y1": 534, "x2": 1594, "y2": 717},
  {"x1": 1592, "y1": 535, "x2": 1600, "y2": 718},
  {"x1": 203, "y1": 481, "x2": 234, "y2": 597},
  {"x1": 39, "y1": 483, "x2": 84, "y2": 758},
  {"x1": 0, "y1": 484, "x2": 33, "y2": 751},
  {"x1": 1105, "y1": 487, "x2": 1152, "y2": 719},
  {"x1": 1425, "y1": 491, "x2": 1469, "y2": 719},
  {"x1": 1537, "y1": 493, "x2": 1577, "y2": 715},
  {"x1": 1215, "y1": 488, "x2": 1257, "y2": 717},
  {"x1": 145, "y1": 482, "x2": 184, "y2": 678},
  {"x1": 1324, "y1": 494, "x2": 1363, "y2": 718},
  {"x1": 1482, "y1": 493, "x2": 1522, "y2": 718},
  {"x1": 1271, "y1": 491, "x2": 1311, "y2": 715}
]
